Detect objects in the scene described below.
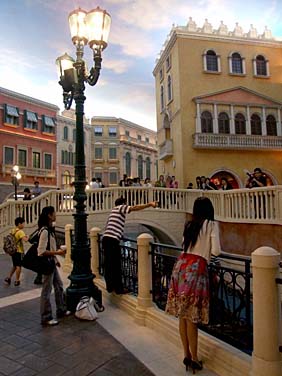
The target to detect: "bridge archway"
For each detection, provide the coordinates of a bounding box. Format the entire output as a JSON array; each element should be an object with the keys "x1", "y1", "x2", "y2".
[{"x1": 124, "y1": 219, "x2": 178, "y2": 245}]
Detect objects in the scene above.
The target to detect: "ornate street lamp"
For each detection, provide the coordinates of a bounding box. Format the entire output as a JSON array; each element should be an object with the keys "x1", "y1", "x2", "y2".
[
  {"x1": 12, "y1": 165, "x2": 21, "y2": 201},
  {"x1": 56, "y1": 7, "x2": 111, "y2": 311}
]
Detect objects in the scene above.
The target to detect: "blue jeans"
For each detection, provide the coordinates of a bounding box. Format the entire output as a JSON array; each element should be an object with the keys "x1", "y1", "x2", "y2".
[{"x1": 40, "y1": 267, "x2": 65, "y2": 323}]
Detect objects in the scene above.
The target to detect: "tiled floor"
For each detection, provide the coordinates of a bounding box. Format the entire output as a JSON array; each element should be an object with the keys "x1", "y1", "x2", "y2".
[{"x1": 0, "y1": 254, "x2": 218, "y2": 375}]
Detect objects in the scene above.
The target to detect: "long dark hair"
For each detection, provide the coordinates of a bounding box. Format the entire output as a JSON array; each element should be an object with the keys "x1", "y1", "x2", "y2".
[
  {"x1": 183, "y1": 197, "x2": 214, "y2": 252},
  {"x1": 38, "y1": 206, "x2": 55, "y2": 232}
]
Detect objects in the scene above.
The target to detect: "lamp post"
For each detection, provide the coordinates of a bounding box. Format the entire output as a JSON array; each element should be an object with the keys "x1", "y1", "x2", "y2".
[
  {"x1": 56, "y1": 7, "x2": 111, "y2": 311},
  {"x1": 12, "y1": 165, "x2": 21, "y2": 201}
]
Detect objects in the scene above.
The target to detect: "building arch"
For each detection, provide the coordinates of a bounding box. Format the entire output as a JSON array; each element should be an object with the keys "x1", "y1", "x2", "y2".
[
  {"x1": 201, "y1": 111, "x2": 213, "y2": 133},
  {"x1": 218, "y1": 112, "x2": 230, "y2": 134},
  {"x1": 266, "y1": 114, "x2": 277, "y2": 136},
  {"x1": 250, "y1": 113, "x2": 262, "y2": 135},
  {"x1": 209, "y1": 168, "x2": 242, "y2": 188},
  {"x1": 235, "y1": 113, "x2": 246, "y2": 134}
]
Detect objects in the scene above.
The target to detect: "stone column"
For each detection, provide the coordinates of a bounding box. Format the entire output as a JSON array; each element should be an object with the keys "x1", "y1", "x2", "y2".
[
  {"x1": 90, "y1": 227, "x2": 101, "y2": 278},
  {"x1": 63, "y1": 224, "x2": 73, "y2": 273},
  {"x1": 246, "y1": 106, "x2": 251, "y2": 135},
  {"x1": 213, "y1": 103, "x2": 219, "y2": 133},
  {"x1": 135, "y1": 233, "x2": 153, "y2": 325},
  {"x1": 262, "y1": 107, "x2": 267, "y2": 136},
  {"x1": 196, "y1": 102, "x2": 201, "y2": 133},
  {"x1": 230, "y1": 104, "x2": 235, "y2": 134},
  {"x1": 250, "y1": 246, "x2": 282, "y2": 376},
  {"x1": 277, "y1": 109, "x2": 281, "y2": 137}
]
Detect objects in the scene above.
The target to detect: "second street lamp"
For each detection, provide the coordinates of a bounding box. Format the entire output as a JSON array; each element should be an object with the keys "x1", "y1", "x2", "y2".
[
  {"x1": 12, "y1": 165, "x2": 21, "y2": 201},
  {"x1": 56, "y1": 6, "x2": 111, "y2": 311}
]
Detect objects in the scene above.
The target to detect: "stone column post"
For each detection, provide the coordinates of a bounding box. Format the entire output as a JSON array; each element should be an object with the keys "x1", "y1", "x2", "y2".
[
  {"x1": 250, "y1": 246, "x2": 282, "y2": 376},
  {"x1": 63, "y1": 224, "x2": 73, "y2": 273},
  {"x1": 90, "y1": 227, "x2": 101, "y2": 278},
  {"x1": 135, "y1": 233, "x2": 153, "y2": 325}
]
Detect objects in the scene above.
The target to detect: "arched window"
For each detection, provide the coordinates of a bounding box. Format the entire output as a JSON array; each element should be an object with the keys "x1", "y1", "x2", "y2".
[
  {"x1": 235, "y1": 113, "x2": 246, "y2": 134},
  {"x1": 251, "y1": 114, "x2": 262, "y2": 135},
  {"x1": 125, "y1": 152, "x2": 131, "y2": 177},
  {"x1": 160, "y1": 85, "x2": 164, "y2": 111},
  {"x1": 255, "y1": 55, "x2": 267, "y2": 76},
  {"x1": 206, "y1": 50, "x2": 218, "y2": 72},
  {"x1": 218, "y1": 112, "x2": 230, "y2": 134},
  {"x1": 63, "y1": 126, "x2": 68, "y2": 140},
  {"x1": 201, "y1": 111, "x2": 213, "y2": 133},
  {"x1": 266, "y1": 115, "x2": 277, "y2": 136},
  {"x1": 167, "y1": 75, "x2": 172, "y2": 102},
  {"x1": 145, "y1": 157, "x2": 151, "y2": 179},
  {"x1": 231, "y1": 52, "x2": 243, "y2": 74},
  {"x1": 63, "y1": 170, "x2": 71, "y2": 186},
  {"x1": 137, "y1": 155, "x2": 143, "y2": 179}
]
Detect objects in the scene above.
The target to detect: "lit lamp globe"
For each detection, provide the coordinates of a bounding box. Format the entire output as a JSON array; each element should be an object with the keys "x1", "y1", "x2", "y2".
[
  {"x1": 55, "y1": 53, "x2": 76, "y2": 92},
  {"x1": 68, "y1": 8, "x2": 88, "y2": 45},
  {"x1": 86, "y1": 7, "x2": 111, "y2": 51}
]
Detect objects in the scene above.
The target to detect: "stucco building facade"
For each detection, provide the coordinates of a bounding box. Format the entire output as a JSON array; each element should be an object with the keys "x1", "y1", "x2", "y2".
[
  {"x1": 90, "y1": 117, "x2": 158, "y2": 186},
  {"x1": 0, "y1": 87, "x2": 58, "y2": 202},
  {"x1": 153, "y1": 19, "x2": 282, "y2": 188}
]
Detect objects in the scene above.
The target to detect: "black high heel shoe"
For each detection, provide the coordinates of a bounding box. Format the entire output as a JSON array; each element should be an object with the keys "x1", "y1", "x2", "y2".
[
  {"x1": 183, "y1": 357, "x2": 191, "y2": 371},
  {"x1": 191, "y1": 360, "x2": 203, "y2": 374}
]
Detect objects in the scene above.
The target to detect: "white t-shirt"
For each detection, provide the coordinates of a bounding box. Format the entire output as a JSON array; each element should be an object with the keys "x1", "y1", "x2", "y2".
[{"x1": 186, "y1": 220, "x2": 221, "y2": 262}]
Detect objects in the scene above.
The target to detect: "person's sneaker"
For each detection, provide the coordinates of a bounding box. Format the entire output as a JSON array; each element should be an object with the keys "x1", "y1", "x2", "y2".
[
  {"x1": 64, "y1": 310, "x2": 72, "y2": 317},
  {"x1": 41, "y1": 319, "x2": 59, "y2": 326},
  {"x1": 57, "y1": 310, "x2": 72, "y2": 318},
  {"x1": 4, "y1": 278, "x2": 11, "y2": 285}
]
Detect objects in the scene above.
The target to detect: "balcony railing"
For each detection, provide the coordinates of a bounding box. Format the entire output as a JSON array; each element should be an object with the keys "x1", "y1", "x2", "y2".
[
  {"x1": 2, "y1": 164, "x2": 56, "y2": 178},
  {"x1": 193, "y1": 133, "x2": 282, "y2": 150}
]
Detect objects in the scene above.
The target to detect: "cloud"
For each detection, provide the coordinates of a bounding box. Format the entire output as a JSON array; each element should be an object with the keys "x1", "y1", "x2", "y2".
[{"x1": 102, "y1": 58, "x2": 132, "y2": 74}]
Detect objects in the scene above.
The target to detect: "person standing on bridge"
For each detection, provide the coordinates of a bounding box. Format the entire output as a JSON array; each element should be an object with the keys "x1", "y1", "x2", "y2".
[
  {"x1": 166, "y1": 197, "x2": 221, "y2": 373},
  {"x1": 102, "y1": 196, "x2": 158, "y2": 295}
]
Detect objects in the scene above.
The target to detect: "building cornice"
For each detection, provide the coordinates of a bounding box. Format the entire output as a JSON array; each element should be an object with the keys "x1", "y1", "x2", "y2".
[
  {"x1": 0, "y1": 86, "x2": 59, "y2": 111},
  {"x1": 91, "y1": 116, "x2": 157, "y2": 135},
  {"x1": 153, "y1": 19, "x2": 282, "y2": 74}
]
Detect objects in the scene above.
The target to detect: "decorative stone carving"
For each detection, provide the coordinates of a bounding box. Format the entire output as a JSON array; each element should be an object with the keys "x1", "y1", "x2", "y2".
[
  {"x1": 247, "y1": 24, "x2": 258, "y2": 39},
  {"x1": 232, "y1": 22, "x2": 244, "y2": 37},
  {"x1": 187, "y1": 17, "x2": 197, "y2": 32},
  {"x1": 261, "y1": 26, "x2": 273, "y2": 40},
  {"x1": 217, "y1": 21, "x2": 228, "y2": 35},
  {"x1": 201, "y1": 19, "x2": 213, "y2": 34}
]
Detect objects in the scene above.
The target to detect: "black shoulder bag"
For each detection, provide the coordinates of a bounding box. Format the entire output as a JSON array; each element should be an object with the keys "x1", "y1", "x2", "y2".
[{"x1": 22, "y1": 228, "x2": 55, "y2": 275}]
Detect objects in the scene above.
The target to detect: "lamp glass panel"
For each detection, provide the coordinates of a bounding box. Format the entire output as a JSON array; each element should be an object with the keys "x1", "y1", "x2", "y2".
[
  {"x1": 86, "y1": 9, "x2": 111, "y2": 45},
  {"x1": 69, "y1": 9, "x2": 88, "y2": 41},
  {"x1": 56, "y1": 53, "x2": 74, "y2": 78}
]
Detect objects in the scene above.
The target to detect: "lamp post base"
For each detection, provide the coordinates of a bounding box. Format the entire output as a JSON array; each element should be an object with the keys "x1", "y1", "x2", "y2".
[{"x1": 66, "y1": 274, "x2": 103, "y2": 312}]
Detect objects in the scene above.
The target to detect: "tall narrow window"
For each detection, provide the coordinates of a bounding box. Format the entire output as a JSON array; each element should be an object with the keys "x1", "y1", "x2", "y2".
[
  {"x1": 160, "y1": 85, "x2": 164, "y2": 111},
  {"x1": 109, "y1": 171, "x2": 117, "y2": 184},
  {"x1": 201, "y1": 111, "x2": 213, "y2": 133},
  {"x1": 44, "y1": 154, "x2": 52, "y2": 170},
  {"x1": 33, "y1": 152, "x2": 40, "y2": 168},
  {"x1": 73, "y1": 129, "x2": 76, "y2": 142},
  {"x1": 266, "y1": 115, "x2": 277, "y2": 136},
  {"x1": 167, "y1": 75, "x2": 172, "y2": 102},
  {"x1": 18, "y1": 149, "x2": 27, "y2": 167},
  {"x1": 137, "y1": 155, "x2": 143, "y2": 179},
  {"x1": 95, "y1": 147, "x2": 103, "y2": 159},
  {"x1": 206, "y1": 50, "x2": 218, "y2": 72},
  {"x1": 145, "y1": 157, "x2": 151, "y2": 179},
  {"x1": 255, "y1": 55, "x2": 267, "y2": 76},
  {"x1": 218, "y1": 112, "x2": 230, "y2": 134},
  {"x1": 4, "y1": 147, "x2": 14, "y2": 164},
  {"x1": 125, "y1": 152, "x2": 131, "y2": 176},
  {"x1": 235, "y1": 113, "x2": 246, "y2": 134},
  {"x1": 63, "y1": 126, "x2": 68, "y2": 140},
  {"x1": 251, "y1": 114, "x2": 262, "y2": 135},
  {"x1": 231, "y1": 52, "x2": 243, "y2": 74},
  {"x1": 109, "y1": 147, "x2": 117, "y2": 159}
]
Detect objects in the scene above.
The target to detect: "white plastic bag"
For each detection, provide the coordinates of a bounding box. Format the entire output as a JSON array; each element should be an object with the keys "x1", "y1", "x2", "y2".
[{"x1": 75, "y1": 296, "x2": 98, "y2": 321}]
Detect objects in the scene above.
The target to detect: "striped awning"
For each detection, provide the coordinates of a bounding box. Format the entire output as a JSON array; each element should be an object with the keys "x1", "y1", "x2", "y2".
[
  {"x1": 44, "y1": 116, "x2": 55, "y2": 127},
  {"x1": 26, "y1": 111, "x2": 37, "y2": 122},
  {"x1": 6, "y1": 105, "x2": 19, "y2": 117}
]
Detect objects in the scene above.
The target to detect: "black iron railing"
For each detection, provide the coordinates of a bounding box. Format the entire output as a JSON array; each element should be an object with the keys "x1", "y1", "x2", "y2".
[
  {"x1": 150, "y1": 243, "x2": 253, "y2": 354},
  {"x1": 98, "y1": 235, "x2": 138, "y2": 294}
]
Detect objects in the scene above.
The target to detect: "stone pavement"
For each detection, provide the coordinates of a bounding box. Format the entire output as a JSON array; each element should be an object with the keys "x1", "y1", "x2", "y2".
[
  {"x1": 0, "y1": 254, "x2": 154, "y2": 376},
  {"x1": 0, "y1": 254, "x2": 219, "y2": 376}
]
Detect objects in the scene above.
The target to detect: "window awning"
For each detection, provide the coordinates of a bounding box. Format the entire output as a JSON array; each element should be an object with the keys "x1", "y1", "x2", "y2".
[
  {"x1": 26, "y1": 111, "x2": 37, "y2": 122},
  {"x1": 6, "y1": 105, "x2": 19, "y2": 117},
  {"x1": 44, "y1": 116, "x2": 55, "y2": 127}
]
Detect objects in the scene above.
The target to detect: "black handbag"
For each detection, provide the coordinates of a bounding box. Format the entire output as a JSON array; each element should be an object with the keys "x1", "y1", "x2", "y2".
[{"x1": 22, "y1": 228, "x2": 55, "y2": 275}]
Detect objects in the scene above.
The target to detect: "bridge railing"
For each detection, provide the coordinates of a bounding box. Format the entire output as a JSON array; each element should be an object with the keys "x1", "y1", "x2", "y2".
[{"x1": 1, "y1": 185, "x2": 282, "y2": 239}]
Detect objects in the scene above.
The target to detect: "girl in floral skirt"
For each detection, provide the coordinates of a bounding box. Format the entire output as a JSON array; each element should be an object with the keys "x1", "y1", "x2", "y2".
[{"x1": 166, "y1": 197, "x2": 221, "y2": 373}]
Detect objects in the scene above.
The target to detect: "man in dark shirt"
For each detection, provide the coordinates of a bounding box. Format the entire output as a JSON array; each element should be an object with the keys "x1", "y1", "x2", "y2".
[
  {"x1": 245, "y1": 168, "x2": 267, "y2": 188},
  {"x1": 102, "y1": 197, "x2": 157, "y2": 294}
]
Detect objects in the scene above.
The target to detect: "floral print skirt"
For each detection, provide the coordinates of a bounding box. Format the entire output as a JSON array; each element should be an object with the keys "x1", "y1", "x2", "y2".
[{"x1": 165, "y1": 253, "x2": 209, "y2": 324}]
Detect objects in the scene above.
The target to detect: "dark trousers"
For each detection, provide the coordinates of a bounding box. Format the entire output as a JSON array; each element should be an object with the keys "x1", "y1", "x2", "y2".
[{"x1": 102, "y1": 236, "x2": 123, "y2": 293}]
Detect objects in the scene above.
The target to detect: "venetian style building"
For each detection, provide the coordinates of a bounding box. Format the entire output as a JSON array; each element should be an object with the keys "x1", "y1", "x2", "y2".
[
  {"x1": 153, "y1": 19, "x2": 282, "y2": 188},
  {"x1": 0, "y1": 87, "x2": 58, "y2": 202},
  {"x1": 56, "y1": 109, "x2": 92, "y2": 188},
  {"x1": 90, "y1": 117, "x2": 158, "y2": 186}
]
